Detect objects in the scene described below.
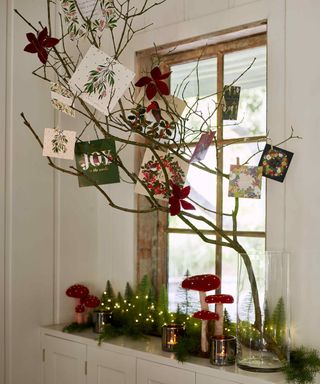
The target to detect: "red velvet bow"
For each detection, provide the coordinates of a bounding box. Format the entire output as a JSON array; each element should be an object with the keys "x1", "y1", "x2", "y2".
[
  {"x1": 24, "y1": 27, "x2": 59, "y2": 64},
  {"x1": 169, "y1": 184, "x2": 195, "y2": 216},
  {"x1": 135, "y1": 66, "x2": 171, "y2": 100}
]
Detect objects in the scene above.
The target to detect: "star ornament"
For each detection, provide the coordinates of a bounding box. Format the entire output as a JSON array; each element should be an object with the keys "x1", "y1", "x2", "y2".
[
  {"x1": 24, "y1": 27, "x2": 59, "y2": 64},
  {"x1": 135, "y1": 66, "x2": 171, "y2": 100},
  {"x1": 169, "y1": 184, "x2": 195, "y2": 216}
]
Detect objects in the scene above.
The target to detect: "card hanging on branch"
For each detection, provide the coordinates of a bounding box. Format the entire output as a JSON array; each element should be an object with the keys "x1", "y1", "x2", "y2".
[
  {"x1": 190, "y1": 130, "x2": 216, "y2": 163},
  {"x1": 50, "y1": 82, "x2": 75, "y2": 117},
  {"x1": 69, "y1": 45, "x2": 135, "y2": 115},
  {"x1": 258, "y1": 144, "x2": 294, "y2": 182},
  {"x1": 135, "y1": 149, "x2": 189, "y2": 200},
  {"x1": 228, "y1": 164, "x2": 263, "y2": 199},
  {"x1": 75, "y1": 138, "x2": 120, "y2": 187},
  {"x1": 60, "y1": 0, "x2": 117, "y2": 40},
  {"x1": 136, "y1": 91, "x2": 187, "y2": 124},
  {"x1": 222, "y1": 85, "x2": 241, "y2": 120},
  {"x1": 42, "y1": 128, "x2": 76, "y2": 160}
]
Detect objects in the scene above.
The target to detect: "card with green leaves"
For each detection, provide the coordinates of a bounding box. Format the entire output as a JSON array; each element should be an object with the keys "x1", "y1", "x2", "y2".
[
  {"x1": 75, "y1": 138, "x2": 120, "y2": 187},
  {"x1": 60, "y1": 0, "x2": 117, "y2": 40},
  {"x1": 42, "y1": 128, "x2": 76, "y2": 160},
  {"x1": 50, "y1": 82, "x2": 75, "y2": 117},
  {"x1": 69, "y1": 45, "x2": 135, "y2": 115}
]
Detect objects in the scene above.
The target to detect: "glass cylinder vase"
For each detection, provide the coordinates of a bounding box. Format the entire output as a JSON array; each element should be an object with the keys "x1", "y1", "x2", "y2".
[{"x1": 237, "y1": 251, "x2": 290, "y2": 372}]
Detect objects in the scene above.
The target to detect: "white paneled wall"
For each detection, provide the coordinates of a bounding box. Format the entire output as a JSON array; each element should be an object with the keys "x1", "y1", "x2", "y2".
[{"x1": 2, "y1": 0, "x2": 320, "y2": 383}]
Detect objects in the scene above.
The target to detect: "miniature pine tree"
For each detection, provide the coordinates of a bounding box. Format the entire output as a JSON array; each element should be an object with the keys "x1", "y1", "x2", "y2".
[
  {"x1": 271, "y1": 297, "x2": 286, "y2": 346},
  {"x1": 99, "y1": 280, "x2": 116, "y2": 311},
  {"x1": 124, "y1": 282, "x2": 134, "y2": 302},
  {"x1": 177, "y1": 270, "x2": 198, "y2": 315}
]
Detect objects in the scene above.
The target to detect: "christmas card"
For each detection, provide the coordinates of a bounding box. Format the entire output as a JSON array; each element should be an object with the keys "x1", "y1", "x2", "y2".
[
  {"x1": 135, "y1": 149, "x2": 189, "y2": 200},
  {"x1": 190, "y1": 130, "x2": 216, "y2": 163},
  {"x1": 42, "y1": 128, "x2": 76, "y2": 159},
  {"x1": 258, "y1": 144, "x2": 294, "y2": 182},
  {"x1": 60, "y1": 0, "x2": 116, "y2": 40},
  {"x1": 228, "y1": 164, "x2": 262, "y2": 199},
  {"x1": 136, "y1": 91, "x2": 187, "y2": 124},
  {"x1": 69, "y1": 46, "x2": 135, "y2": 115},
  {"x1": 50, "y1": 82, "x2": 75, "y2": 117},
  {"x1": 75, "y1": 138, "x2": 120, "y2": 187},
  {"x1": 222, "y1": 85, "x2": 241, "y2": 120}
]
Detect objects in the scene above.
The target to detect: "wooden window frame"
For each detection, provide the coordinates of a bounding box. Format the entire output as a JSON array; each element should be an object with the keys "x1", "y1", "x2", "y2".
[{"x1": 136, "y1": 24, "x2": 267, "y2": 292}]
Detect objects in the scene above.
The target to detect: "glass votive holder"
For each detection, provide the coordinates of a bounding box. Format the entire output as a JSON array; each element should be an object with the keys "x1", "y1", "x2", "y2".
[
  {"x1": 161, "y1": 324, "x2": 185, "y2": 352},
  {"x1": 210, "y1": 335, "x2": 236, "y2": 366},
  {"x1": 93, "y1": 310, "x2": 112, "y2": 334}
]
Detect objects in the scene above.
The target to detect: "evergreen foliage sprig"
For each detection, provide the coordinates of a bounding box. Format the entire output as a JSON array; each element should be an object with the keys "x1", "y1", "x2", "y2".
[{"x1": 284, "y1": 347, "x2": 320, "y2": 384}]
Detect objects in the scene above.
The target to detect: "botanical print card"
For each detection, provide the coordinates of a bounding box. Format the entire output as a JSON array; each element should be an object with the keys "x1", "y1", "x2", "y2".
[
  {"x1": 190, "y1": 130, "x2": 216, "y2": 163},
  {"x1": 135, "y1": 149, "x2": 189, "y2": 200},
  {"x1": 136, "y1": 91, "x2": 187, "y2": 123},
  {"x1": 222, "y1": 85, "x2": 241, "y2": 120},
  {"x1": 258, "y1": 144, "x2": 294, "y2": 182},
  {"x1": 50, "y1": 82, "x2": 75, "y2": 117},
  {"x1": 228, "y1": 164, "x2": 263, "y2": 199},
  {"x1": 69, "y1": 46, "x2": 135, "y2": 115},
  {"x1": 60, "y1": 0, "x2": 116, "y2": 40},
  {"x1": 74, "y1": 138, "x2": 120, "y2": 187},
  {"x1": 42, "y1": 128, "x2": 76, "y2": 160}
]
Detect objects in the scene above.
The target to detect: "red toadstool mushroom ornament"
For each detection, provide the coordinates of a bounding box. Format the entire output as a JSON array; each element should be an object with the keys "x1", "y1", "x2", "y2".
[
  {"x1": 205, "y1": 294, "x2": 234, "y2": 336},
  {"x1": 65, "y1": 284, "x2": 90, "y2": 324},
  {"x1": 182, "y1": 274, "x2": 221, "y2": 353},
  {"x1": 83, "y1": 295, "x2": 101, "y2": 309}
]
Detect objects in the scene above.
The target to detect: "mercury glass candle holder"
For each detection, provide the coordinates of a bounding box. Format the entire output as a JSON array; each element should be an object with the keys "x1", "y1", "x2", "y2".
[
  {"x1": 161, "y1": 324, "x2": 184, "y2": 352},
  {"x1": 210, "y1": 335, "x2": 237, "y2": 366}
]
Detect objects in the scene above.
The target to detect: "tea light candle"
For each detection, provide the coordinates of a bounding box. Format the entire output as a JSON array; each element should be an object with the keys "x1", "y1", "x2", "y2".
[
  {"x1": 161, "y1": 324, "x2": 184, "y2": 352},
  {"x1": 210, "y1": 335, "x2": 236, "y2": 366}
]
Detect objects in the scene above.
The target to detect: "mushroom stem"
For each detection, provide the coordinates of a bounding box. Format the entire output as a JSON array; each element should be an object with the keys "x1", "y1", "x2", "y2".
[
  {"x1": 201, "y1": 319, "x2": 209, "y2": 353},
  {"x1": 199, "y1": 292, "x2": 209, "y2": 353},
  {"x1": 214, "y1": 303, "x2": 224, "y2": 336},
  {"x1": 199, "y1": 292, "x2": 209, "y2": 311}
]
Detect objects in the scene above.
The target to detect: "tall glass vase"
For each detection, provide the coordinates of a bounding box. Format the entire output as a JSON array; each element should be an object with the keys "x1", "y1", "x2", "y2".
[{"x1": 237, "y1": 251, "x2": 290, "y2": 372}]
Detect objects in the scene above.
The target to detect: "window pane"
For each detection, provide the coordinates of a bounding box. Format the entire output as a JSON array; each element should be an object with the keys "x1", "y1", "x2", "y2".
[
  {"x1": 223, "y1": 46, "x2": 266, "y2": 139},
  {"x1": 171, "y1": 58, "x2": 217, "y2": 142},
  {"x1": 168, "y1": 233, "x2": 216, "y2": 312},
  {"x1": 218, "y1": 237, "x2": 266, "y2": 321},
  {"x1": 223, "y1": 142, "x2": 266, "y2": 231},
  {"x1": 168, "y1": 146, "x2": 217, "y2": 230}
]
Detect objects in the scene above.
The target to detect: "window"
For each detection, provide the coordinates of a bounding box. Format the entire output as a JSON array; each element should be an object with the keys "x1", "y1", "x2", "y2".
[{"x1": 136, "y1": 28, "x2": 267, "y2": 320}]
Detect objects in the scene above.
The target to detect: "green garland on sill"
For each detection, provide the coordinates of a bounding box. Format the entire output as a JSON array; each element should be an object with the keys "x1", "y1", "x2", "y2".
[{"x1": 63, "y1": 277, "x2": 320, "y2": 384}]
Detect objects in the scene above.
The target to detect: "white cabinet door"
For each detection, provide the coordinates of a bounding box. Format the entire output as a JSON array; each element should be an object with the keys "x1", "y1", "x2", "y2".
[
  {"x1": 137, "y1": 359, "x2": 195, "y2": 384},
  {"x1": 87, "y1": 346, "x2": 136, "y2": 384},
  {"x1": 196, "y1": 373, "x2": 238, "y2": 384},
  {"x1": 43, "y1": 334, "x2": 86, "y2": 384}
]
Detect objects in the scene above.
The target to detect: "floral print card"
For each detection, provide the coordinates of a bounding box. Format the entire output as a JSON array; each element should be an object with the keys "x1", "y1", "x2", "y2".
[
  {"x1": 60, "y1": 0, "x2": 116, "y2": 40},
  {"x1": 69, "y1": 46, "x2": 135, "y2": 115},
  {"x1": 222, "y1": 85, "x2": 241, "y2": 120},
  {"x1": 135, "y1": 149, "x2": 189, "y2": 200},
  {"x1": 190, "y1": 130, "x2": 216, "y2": 163},
  {"x1": 50, "y1": 82, "x2": 75, "y2": 117},
  {"x1": 42, "y1": 128, "x2": 76, "y2": 160},
  {"x1": 228, "y1": 164, "x2": 263, "y2": 199},
  {"x1": 75, "y1": 138, "x2": 120, "y2": 187},
  {"x1": 258, "y1": 144, "x2": 294, "y2": 182}
]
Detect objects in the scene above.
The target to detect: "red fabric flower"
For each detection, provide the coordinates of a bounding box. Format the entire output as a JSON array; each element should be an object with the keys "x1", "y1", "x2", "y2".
[
  {"x1": 135, "y1": 66, "x2": 171, "y2": 100},
  {"x1": 169, "y1": 184, "x2": 195, "y2": 216},
  {"x1": 24, "y1": 27, "x2": 59, "y2": 64}
]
